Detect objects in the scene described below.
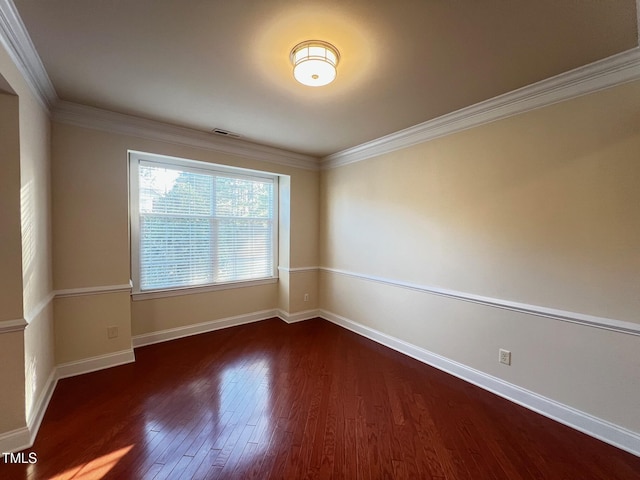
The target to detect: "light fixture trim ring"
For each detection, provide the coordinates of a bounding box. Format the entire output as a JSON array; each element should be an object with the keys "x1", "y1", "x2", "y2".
[
  {"x1": 290, "y1": 40, "x2": 340, "y2": 87},
  {"x1": 290, "y1": 40, "x2": 341, "y2": 66}
]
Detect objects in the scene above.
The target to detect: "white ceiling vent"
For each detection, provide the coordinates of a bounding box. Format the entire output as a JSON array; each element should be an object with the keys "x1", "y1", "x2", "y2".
[{"x1": 212, "y1": 128, "x2": 241, "y2": 139}]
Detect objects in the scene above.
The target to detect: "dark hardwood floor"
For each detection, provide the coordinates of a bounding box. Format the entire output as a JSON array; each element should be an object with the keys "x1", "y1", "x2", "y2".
[{"x1": 2, "y1": 318, "x2": 639, "y2": 479}]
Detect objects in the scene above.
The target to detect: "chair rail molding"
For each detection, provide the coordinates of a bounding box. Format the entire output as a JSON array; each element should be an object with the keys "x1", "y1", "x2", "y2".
[
  {"x1": 0, "y1": 317, "x2": 28, "y2": 333},
  {"x1": 277, "y1": 266, "x2": 320, "y2": 274},
  {"x1": 54, "y1": 282, "x2": 133, "y2": 298},
  {"x1": 320, "y1": 267, "x2": 640, "y2": 336}
]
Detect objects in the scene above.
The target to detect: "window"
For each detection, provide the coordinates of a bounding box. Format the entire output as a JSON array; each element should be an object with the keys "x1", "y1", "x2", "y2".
[{"x1": 129, "y1": 151, "x2": 278, "y2": 296}]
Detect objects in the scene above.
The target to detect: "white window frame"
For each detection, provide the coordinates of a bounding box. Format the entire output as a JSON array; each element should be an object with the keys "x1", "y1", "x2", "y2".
[{"x1": 129, "y1": 151, "x2": 279, "y2": 300}]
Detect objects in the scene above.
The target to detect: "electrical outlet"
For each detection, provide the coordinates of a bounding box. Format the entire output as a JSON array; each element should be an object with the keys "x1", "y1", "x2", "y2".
[
  {"x1": 304, "y1": 293, "x2": 309, "y2": 302},
  {"x1": 107, "y1": 326, "x2": 119, "y2": 339},
  {"x1": 499, "y1": 349, "x2": 511, "y2": 365}
]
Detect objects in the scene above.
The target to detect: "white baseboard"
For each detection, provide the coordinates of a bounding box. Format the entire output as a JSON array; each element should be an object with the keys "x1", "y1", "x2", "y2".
[
  {"x1": 2, "y1": 308, "x2": 313, "y2": 454},
  {"x1": 1, "y1": 370, "x2": 57, "y2": 454},
  {"x1": 132, "y1": 309, "x2": 279, "y2": 348},
  {"x1": 2, "y1": 349, "x2": 135, "y2": 453},
  {"x1": 0, "y1": 294, "x2": 57, "y2": 453},
  {"x1": 56, "y1": 349, "x2": 136, "y2": 380},
  {"x1": 5, "y1": 309, "x2": 637, "y2": 457},
  {"x1": 319, "y1": 309, "x2": 640, "y2": 457},
  {"x1": 131, "y1": 308, "x2": 319, "y2": 346},
  {"x1": 0, "y1": 427, "x2": 30, "y2": 455},
  {"x1": 277, "y1": 309, "x2": 319, "y2": 324},
  {"x1": 0, "y1": 368, "x2": 58, "y2": 453},
  {"x1": 25, "y1": 369, "x2": 57, "y2": 447}
]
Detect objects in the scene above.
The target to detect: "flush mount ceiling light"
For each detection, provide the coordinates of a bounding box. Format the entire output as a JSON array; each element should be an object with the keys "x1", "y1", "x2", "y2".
[{"x1": 290, "y1": 40, "x2": 340, "y2": 87}]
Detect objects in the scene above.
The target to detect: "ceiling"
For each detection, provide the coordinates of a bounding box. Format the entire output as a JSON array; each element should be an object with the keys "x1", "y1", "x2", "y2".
[{"x1": 12, "y1": 0, "x2": 639, "y2": 158}]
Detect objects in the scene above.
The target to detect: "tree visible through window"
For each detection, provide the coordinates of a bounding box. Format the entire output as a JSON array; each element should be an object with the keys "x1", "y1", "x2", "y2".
[{"x1": 131, "y1": 154, "x2": 277, "y2": 292}]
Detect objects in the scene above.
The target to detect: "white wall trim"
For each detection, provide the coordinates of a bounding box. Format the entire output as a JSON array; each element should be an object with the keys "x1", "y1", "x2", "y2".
[
  {"x1": 319, "y1": 309, "x2": 640, "y2": 457},
  {"x1": 23, "y1": 292, "x2": 54, "y2": 324},
  {"x1": 0, "y1": 369, "x2": 56, "y2": 453},
  {"x1": 56, "y1": 349, "x2": 135, "y2": 380},
  {"x1": 320, "y1": 267, "x2": 640, "y2": 336},
  {"x1": 0, "y1": 317, "x2": 27, "y2": 334},
  {"x1": 132, "y1": 308, "x2": 320, "y2": 348},
  {"x1": 1, "y1": 293, "x2": 54, "y2": 333},
  {"x1": 53, "y1": 101, "x2": 320, "y2": 171},
  {"x1": 0, "y1": 426, "x2": 30, "y2": 455},
  {"x1": 321, "y1": 47, "x2": 640, "y2": 168},
  {"x1": 132, "y1": 309, "x2": 279, "y2": 348},
  {"x1": 277, "y1": 309, "x2": 319, "y2": 324},
  {"x1": 25, "y1": 368, "x2": 56, "y2": 447},
  {"x1": 0, "y1": 0, "x2": 56, "y2": 109},
  {"x1": 54, "y1": 283, "x2": 132, "y2": 299},
  {"x1": 2, "y1": 350, "x2": 135, "y2": 452},
  {"x1": 277, "y1": 266, "x2": 320, "y2": 274},
  {"x1": 132, "y1": 277, "x2": 277, "y2": 302}
]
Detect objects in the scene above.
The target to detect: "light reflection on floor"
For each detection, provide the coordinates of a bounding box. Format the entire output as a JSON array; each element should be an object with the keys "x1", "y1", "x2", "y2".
[
  {"x1": 142, "y1": 355, "x2": 273, "y2": 471},
  {"x1": 217, "y1": 357, "x2": 273, "y2": 467},
  {"x1": 49, "y1": 445, "x2": 134, "y2": 480}
]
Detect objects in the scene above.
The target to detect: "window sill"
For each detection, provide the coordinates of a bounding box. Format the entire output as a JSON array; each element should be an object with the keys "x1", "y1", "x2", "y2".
[{"x1": 131, "y1": 277, "x2": 278, "y2": 301}]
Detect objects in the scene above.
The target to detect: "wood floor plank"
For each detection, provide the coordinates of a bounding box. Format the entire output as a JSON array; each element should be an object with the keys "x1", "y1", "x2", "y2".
[
  {"x1": 175, "y1": 445, "x2": 211, "y2": 480},
  {"x1": 1, "y1": 318, "x2": 639, "y2": 479}
]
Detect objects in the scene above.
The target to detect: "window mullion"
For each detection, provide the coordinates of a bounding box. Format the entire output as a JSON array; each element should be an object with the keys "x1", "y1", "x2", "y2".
[{"x1": 211, "y1": 175, "x2": 218, "y2": 283}]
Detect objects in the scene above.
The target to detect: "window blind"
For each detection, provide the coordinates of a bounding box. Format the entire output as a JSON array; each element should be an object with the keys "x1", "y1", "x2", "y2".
[{"x1": 133, "y1": 157, "x2": 276, "y2": 292}]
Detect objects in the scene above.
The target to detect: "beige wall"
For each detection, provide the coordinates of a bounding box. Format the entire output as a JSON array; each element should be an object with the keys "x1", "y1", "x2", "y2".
[
  {"x1": 0, "y1": 332, "x2": 26, "y2": 432},
  {"x1": 288, "y1": 271, "x2": 319, "y2": 312},
  {"x1": 0, "y1": 45, "x2": 55, "y2": 438},
  {"x1": 0, "y1": 92, "x2": 23, "y2": 322},
  {"x1": 290, "y1": 169, "x2": 319, "y2": 268},
  {"x1": 0, "y1": 91, "x2": 26, "y2": 434},
  {"x1": 51, "y1": 122, "x2": 319, "y2": 359},
  {"x1": 24, "y1": 304, "x2": 54, "y2": 424},
  {"x1": 277, "y1": 172, "x2": 320, "y2": 313},
  {"x1": 19, "y1": 80, "x2": 55, "y2": 425},
  {"x1": 131, "y1": 284, "x2": 277, "y2": 337},
  {"x1": 320, "y1": 80, "x2": 640, "y2": 432},
  {"x1": 19, "y1": 88, "x2": 53, "y2": 316},
  {"x1": 54, "y1": 292, "x2": 131, "y2": 364},
  {"x1": 278, "y1": 176, "x2": 292, "y2": 312}
]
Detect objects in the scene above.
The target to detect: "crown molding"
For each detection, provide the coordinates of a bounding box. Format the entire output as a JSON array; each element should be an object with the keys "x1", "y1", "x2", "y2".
[
  {"x1": 0, "y1": 0, "x2": 308, "y2": 169},
  {"x1": 0, "y1": 0, "x2": 56, "y2": 109},
  {"x1": 322, "y1": 47, "x2": 640, "y2": 169},
  {"x1": 3, "y1": 0, "x2": 638, "y2": 170},
  {"x1": 52, "y1": 101, "x2": 320, "y2": 171}
]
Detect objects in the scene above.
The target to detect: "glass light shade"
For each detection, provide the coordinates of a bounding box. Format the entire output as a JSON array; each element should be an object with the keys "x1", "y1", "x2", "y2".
[{"x1": 290, "y1": 41, "x2": 340, "y2": 87}]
